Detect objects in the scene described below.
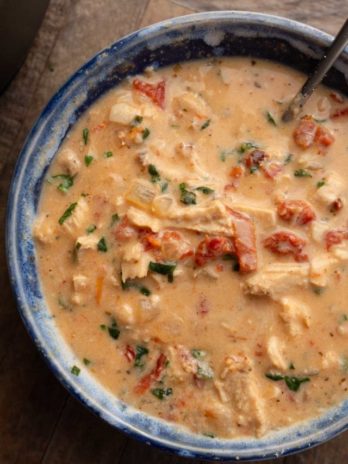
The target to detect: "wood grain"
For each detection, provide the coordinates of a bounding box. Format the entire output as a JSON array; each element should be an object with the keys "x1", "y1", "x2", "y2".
[{"x1": 0, "y1": 1, "x2": 347, "y2": 463}]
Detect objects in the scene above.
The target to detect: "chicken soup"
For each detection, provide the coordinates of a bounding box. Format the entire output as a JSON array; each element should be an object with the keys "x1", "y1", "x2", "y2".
[{"x1": 33, "y1": 58, "x2": 348, "y2": 438}]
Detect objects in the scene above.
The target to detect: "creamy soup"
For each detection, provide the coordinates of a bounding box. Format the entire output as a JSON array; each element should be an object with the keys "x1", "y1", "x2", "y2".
[{"x1": 33, "y1": 58, "x2": 348, "y2": 439}]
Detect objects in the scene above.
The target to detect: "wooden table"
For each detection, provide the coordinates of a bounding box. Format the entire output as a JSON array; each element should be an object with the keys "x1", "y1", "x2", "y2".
[{"x1": 1, "y1": 1, "x2": 347, "y2": 462}]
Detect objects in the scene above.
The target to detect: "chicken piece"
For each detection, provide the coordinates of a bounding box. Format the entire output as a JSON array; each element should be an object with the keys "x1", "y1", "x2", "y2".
[
  {"x1": 138, "y1": 295, "x2": 161, "y2": 323},
  {"x1": 172, "y1": 91, "x2": 210, "y2": 120},
  {"x1": 266, "y1": 336, "x2": 288, "y2": 370},
  {"x1": 321, "y1": 351, "x2": 340, "y2": 369},
  {"x1": 199, "y1": 397, "x2": 234, "y2": 435},
  {"x1": 310, "y1": 220, "x2": 330, "y2": 243},
  {"x1": 62, "y1": 198, "x2": 89, "y2": 235},
  {"x1": 120, "y1": 241, "x2": 152, "y2": 281},
  {"x1": 109, "y1": 102, "x2": 140, "y2": 125},
  {"x1": 214, "y1": 380, "x2": 230, "y2": 403},
  {"x1": 338, "y1": 321, "x2": 348, "y2": 337},
  {"x1": 71, "y1": 274, "x2": 89, "y2": 305},
  {"x1": 309, "y1": 254, "x2": 338, "y2": 287},
  {"x1": 193, "y1": 265, "x2": 219, "y2": 280},
  {"x1": 33, "y1": 214, "x2": 55, "y2": 245},
  {"x1": 226, "y1": 203, "x2": 276, "y2": 228},
  {"x1": 298, "y1": 152, "x2": 324, "y2": 171},
  {"x1": 331, "y1": 242, "x2": 348, "y2": 260},
  {"x1": 220, "y1": 354, "x2": 252, "y2": 379},
  {"x1": 315, "y1": 172, "x2": 344, "y2": 209},
  {"x1": 58, "y1": 148, "x2": 81, "y2": 176},
  {"x1": 125, "y1": 179, "x2": 157, "y2": 211},
  {"x1": 243, "y1": 262, "x2": 309, "y2": 298},
  {"x1": 279, "y1": 297, "x2": 311, "y2": 336},
  {"x1": 75, "y1": 234, "x2": 99, "y2": 251},
  {"x1": 116, "y1": 303, "x2": 136, "y2": 326}
]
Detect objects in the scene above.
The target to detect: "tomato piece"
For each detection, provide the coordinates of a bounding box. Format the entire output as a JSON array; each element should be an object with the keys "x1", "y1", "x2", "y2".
[
  {"x1": 329, "y1": 198, "x2": 344, "y2": 214},
  {"x1": 125, "y1": 345, "x2": 136, "y2": 363},
  {"x1": 133, "y1": 78, "x2": 165, "y2": 109},
  {"x1": 195, "y1": 236, "x2": 235, "y2": 266},
  {"x1": 262, "y1": 161, "x2": 283, "y2": 179},
  {"x1": 277, "y1": 200, "x2": 316, "y2": 225},
  {"x1": 325, "y1": 229, "x2": 348, "y2": 250},
  {"x1": 264, "y1": 231, "x2": 308, "y2": 262},
  {"x1": 229, "y1": 165, "x2": 244, "y2": 179},
  {"x1": 134, "y1": 353, "x2": 167, "y2": 395},
  {"x1": 140, "y1": 231, "x2": 161, "y2": 250},
  {"x1": 113, "y1": 216, "x2": 138, "y2": 241},
  {"x1": 331, "y1": 107, "x2": 348, "y2": 119},
  {"x1": 245, "y1": 149, "x2": 269, "y2": 169},
  {"x1": 315, "y1": 125, "x2": 334, "y2": 150},
  {"x1": 229, "y1": 209, "x2": 257, "y2": 272},
  {"x1": 293, "y1": 116, "x2": 317, "y2": 148}
]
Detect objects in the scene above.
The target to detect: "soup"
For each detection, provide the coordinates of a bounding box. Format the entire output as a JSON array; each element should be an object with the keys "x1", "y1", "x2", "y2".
[{"x1": 33, "y1": 57, "x2": 348, "y2": 438}]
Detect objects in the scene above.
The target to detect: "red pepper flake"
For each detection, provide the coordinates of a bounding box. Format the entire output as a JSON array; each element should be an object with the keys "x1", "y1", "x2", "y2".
[
  {"x1": 331, "y1": 107, "x2": 348, "y2": 119},
  {"x1": 125, "y1": 345, "x2": 136, "y2": 362},
  {"x1": 325, "y1": 229, "x2": 348, "y2": 250},
  {"x1": 133, "y1": 78, "x2": 165, "y2": 109},
  {"x1": 134, "y1": 353, "x2": 167, "y2": 394},
  {"x1": 197, "y1": 296, "x2": 210, "y2": 316},
  {"x1": 329, "y1": 198, "x2": 344, "y2": 214}
]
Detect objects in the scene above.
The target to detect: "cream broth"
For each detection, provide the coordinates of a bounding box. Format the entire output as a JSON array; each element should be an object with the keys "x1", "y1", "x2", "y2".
[{"x1": 34, "y1": 58, "x2": 348, "y2": 438}]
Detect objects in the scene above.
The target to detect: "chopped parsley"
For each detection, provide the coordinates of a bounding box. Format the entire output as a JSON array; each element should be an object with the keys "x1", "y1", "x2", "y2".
[
  {"x1": 82, "y1": 128, "x2": 89, "y2": 145},
  {"x1": 142, "y1": 128, "x2": 150, "y2": 139},
  {"x1": 131, "y1": 115, "x2": 143, "y2": 126},
  {"x1": 200, "y1": 119, "x2": 211, "y2": 130},
  {"x1": 71, "y1": 365, "x2": 80, "y2": 376},
  {"x1": 237, "y1": 142, "x2": 258, "y2": 154},
  {"x1": 107, "y1": 319, "x2": 120, "y2": 340},
  {"x1": 134, "y1": 345, "x2": 149, "y2": 368},
  {"x1": 86, "y1": 224, "x2": 96, "y2": 234},
  {"x1": 265, "y1": 110, "x2": 277, "y2": 126},
  {"x1": 148, "y1": 164, "x2": 160, "y2": 183},
  {"x1": 97, "y1": 237, "x2": 108, "y2": 252},
  {"x1": 294, "y1": 169, "x2": 312, "y2": 178},
  {"x1": 219, "y1": 148, "x2": 234, "y2": 162},
  {"x1": 195, "y1": 186, "x2": 214, "y2": 195},
  {"x1": 312, "y1": 285, "x2": 325, "y2": 295},
  {"x1": 179, "y1": 183, "x2": 196, "y2": 205},
  {"x1": 191, "y1": 349, "x2": 206, "y2": 359},
  {"x1": 111, "y1": 213, "x2": 120, "y2": 226},
  {"x1": 83, "y1": 358, "x2": 91, "y2": 366},
  {"x1": 100, "y1": 324, "x2": 107, "y2": 331},
  {"x1": 139, "y1": 286, "x2": 151, "y2": 296},
  {"x1": 317, "y1": 178, "x2": 326, "y2": 188},
  {"x1": 121, "y1": 278, "x2": 151, "y2": 296},
  {"x1": 151, "y1": 387, "x2": 173, "y2": 400},
  {"x1": 52, "y1": 174, "x2": 75, "y2": 193},
  {"x1": 84, "y1": 155, "x2": 94, "y2": 166},
  {"x1": 284, "y1": 153, "x2": 293, "y2": 165},
  {"x1": 265, "y1": 372, "x2": 310, "y2": 392},
  {"x1": 161, "y1": 181, "x2": 169, "y2": 193},
  {"x1": 149, "y1": 261, "x2": 176, "y2": 283},
  {"x1": 104, "y1": 151, "x2": 113, "y2": 158},
  {"x1": 58, "y1": 202, "x2": 77, "y2": 225}
]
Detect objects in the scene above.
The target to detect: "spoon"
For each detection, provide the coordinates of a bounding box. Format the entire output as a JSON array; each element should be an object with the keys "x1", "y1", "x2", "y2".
[{"x1": 282, "y1": 18, "x2": 348, "y2": 122}]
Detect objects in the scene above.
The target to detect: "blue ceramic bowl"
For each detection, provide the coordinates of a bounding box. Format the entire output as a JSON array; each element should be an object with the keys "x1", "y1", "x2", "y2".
[{"x1": 6, "y1": 11, "x2": 348, "y2": 461}]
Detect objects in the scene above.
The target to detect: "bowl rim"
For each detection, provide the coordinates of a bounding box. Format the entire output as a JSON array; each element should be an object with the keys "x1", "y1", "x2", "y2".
[{"x1": 6, "y1": 10, "x2": 348, "y2": 462}]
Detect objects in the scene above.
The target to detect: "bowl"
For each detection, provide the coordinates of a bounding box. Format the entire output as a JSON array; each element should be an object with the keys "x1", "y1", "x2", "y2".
[{"x1": 6, "y1": 11, "x2": 348, "y2": 461}]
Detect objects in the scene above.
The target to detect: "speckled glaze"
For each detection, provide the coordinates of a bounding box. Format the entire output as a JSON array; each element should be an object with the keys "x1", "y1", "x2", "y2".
[{"x1": 6, "y1": 11, "x2": 348, "y2": 461}]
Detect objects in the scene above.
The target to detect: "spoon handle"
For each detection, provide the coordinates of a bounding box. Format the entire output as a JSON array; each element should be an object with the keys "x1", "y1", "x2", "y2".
[{"x1": 282, "y1": 18, "x2": 348, "y2": 122}]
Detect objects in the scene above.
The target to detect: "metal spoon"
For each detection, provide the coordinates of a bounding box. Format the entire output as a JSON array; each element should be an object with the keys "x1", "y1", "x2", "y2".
[{"x1": 282, "y1": 18, "x2": 348, "y2": 122}]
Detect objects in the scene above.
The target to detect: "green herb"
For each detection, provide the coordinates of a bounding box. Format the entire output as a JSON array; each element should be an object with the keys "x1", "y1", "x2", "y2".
[
  {"x1": 86, "y1": 224, "x2": 96, "y2": 234},
  {"x1": 203, "y1": 433, "x2": 215, "y2": 439},
  {"x1": 58, "y1": 202, "x2": 78, "y2": 225},
  {"x1": 71, "y1": 365, "x2": 80, "y2": 376},
  {"x1": 265, "y1": 373, "x2": 310, "y2": 392},
  {"x1": 97, "y1": 237, "x2": 108, "y2": 252},
  {"x1": 232, "y1": 260, "x2": 240, "y2": 272},
  {"x1": 191, "y1": 349, "x2": 206, "y2": 359},
  {"x1": 289, "y1": 362, "x2": 295, "y2": 370},
  {"x1": 312, "y1": 285, "x2": 324, "y2": 295},
  {"x1": 81, "y1": 192, "x2": 89, "y2": 197},
  {"x1": 340, "y1": 314, "x2": 348, "y2": 323},
  {"x1": 317, "y1": 178, "x2": 326, "y2": 188},
  {"x1": 83, "y1": 358, "x2": 91, "y2": 366},
  {"x1": 139, "y1": 286, "x2": 151, "y2": 296},
  {"x1": 52, "y1": 174, "x2": 75, "y2": 193},
  {"x1": 200, "y1": 119, "x2": 211, "y2": 130},
  {"x1": 121, "y1": 278, "x2": 151, "y2": 296},
  {"x1": 131, "y1": 115, "x2": 143, "y2": 126},
  {"x1": 107, "y1": 319, "x2": 120, "y2": 340},
  {"x1": 284, "y1": 154, "x2": 293, "y2": 165},
  {"x1": 149, "y1": 261, "x2": 176, "y2": 283},
  {"x1": 142, "y1": 128, "x2": 150, "y2": 139},
  {"x1": 151, "y1": 387, "x2": 173, "y2": 400},
  {"x1": 100, "y1": 324, "x2": 107, "y2": 331},
  {"x1": 161, "y1": 181, "x2": 169, "y2": 193},
  {"x1": 196, "y1": 186, "x2": 214, "y2": 195},
  {"x1": 250, "y1": 166, "x2": 258, "y2": 174},
  {"x1": 82, "y1": 128, "x2": 89, "y2": 145},
  {"x1": 294, "y1": 169, "x2": 312, "y2": 178},
  {"x1": 111, "y1": 213, "x2": 120, "y2": 226},
  {"x1": 179, "y1": 183, "x2": 196, "y2": 205},
  {"x1": 266, "y1": 110, "x2": 277, "y2": 126},
  {"x1": 237, "y1": 142, "x2": 258, "y2": 154},
  {"x1": 84, "y1": 155, "x2": 94, "y2": 166},
  {"x1": 219, "y1": 148, "x2": 234, "y2": 162},
  {"x1": 148, "y1": 164, "x2": 160, "y2": 183},
  {"x1": 72, "y1": 241, "x2": 81, "y2": 262},
  {"x1": 134, "y1": 345, "x2": 149, "y2": 368},
  {"x1": 104, "y1": 151, "x2": 113, "y2": 158}
]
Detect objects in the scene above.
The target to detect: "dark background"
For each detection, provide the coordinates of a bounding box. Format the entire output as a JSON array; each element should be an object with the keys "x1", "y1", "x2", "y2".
[{"x1": 0, "y1": 1, "x2": 347, "y2": 462}]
